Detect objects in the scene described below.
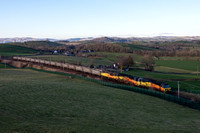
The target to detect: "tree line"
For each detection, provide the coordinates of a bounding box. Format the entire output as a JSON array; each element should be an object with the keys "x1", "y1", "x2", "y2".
[{"x1": 76, "y1": 43, "x2": 132, "y2": 53}]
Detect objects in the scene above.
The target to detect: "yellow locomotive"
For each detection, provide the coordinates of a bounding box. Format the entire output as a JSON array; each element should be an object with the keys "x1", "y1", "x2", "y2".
[{"x1": 101, "y1": 73, "x2": 171, "y2": 93}]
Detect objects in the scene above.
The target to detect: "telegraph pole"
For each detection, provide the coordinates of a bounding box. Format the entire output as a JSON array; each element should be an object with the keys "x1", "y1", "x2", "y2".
[
  {"x1": 62, "y1": 61, "x2": 64, "y2": 71},
  {"x1": 178, "y1": 81, "x2": 180, "y2": 98}
]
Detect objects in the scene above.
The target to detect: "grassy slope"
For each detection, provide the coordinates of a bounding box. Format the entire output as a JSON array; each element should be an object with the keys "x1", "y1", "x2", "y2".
[
  {"x1": 31, "y1": 52, "x2": 142, "y2": 66},
  {"x1": 8, "y1": 41, "x2": 64, "y2": 49},
  {"x1": 0, "y1": 63, "x2": 13, "y2": 68},
  {"x1": 31, "y1": 54, "x2": 116, "y2": 66},
  {"x1": 0, "y1": 69, "x2": 200, "y2": 133},
  {"x1": 0, "y1": 44, "x2": 40, "y2": 56},
  {"x1": 154, "y1": 57, "x2": 200, "y2": 92},
  {"x1": 165, "y1": 80, "x2": 200, "y2": 93},
  {"x1": 156, "y1": 60, "x2": 200, "y2": 72},
  {"x1": 118, "y1": 43, "x2": 159, "y2": 51},
  {"x1": 125, "y1": 69, "x2": 200, "y2": 80}
]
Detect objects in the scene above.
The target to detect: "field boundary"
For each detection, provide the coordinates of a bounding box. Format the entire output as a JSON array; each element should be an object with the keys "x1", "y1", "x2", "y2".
[
  {"x1": 27, "y1": 67, "x2": 200, "y2": 111},
  {"x1": 0, "y1": 62, "x2": 16, "y2": 68},
  {"x1": 157, "y1": 66, "x2": 194, "y2": 73}
]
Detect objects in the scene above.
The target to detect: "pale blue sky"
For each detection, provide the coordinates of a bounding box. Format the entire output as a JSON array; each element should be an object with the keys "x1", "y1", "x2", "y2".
[{"x1": 1, "y1": 0, "x2": 200, "y2": 39}]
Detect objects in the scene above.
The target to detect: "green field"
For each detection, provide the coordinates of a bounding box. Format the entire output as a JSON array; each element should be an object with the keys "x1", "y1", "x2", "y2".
[
  {"x1": 30, "y1": 52, "x2": 142, "y2": 67},
  {"x1": 0, "y1": 69, "x2": 200, "y2": 133},
  {"x1": 125, "y1": 69, "x2": 199, "y2": 80},
  {"x1": 0, "y1": 44, "x2": 41, "y2": 56},
  {"x1": 156, "y1": 60, "x2": 200, "y2": 72},
  {"x1": 0, "y1": 63, "x2": 13, "y2": 68},
  {"x1": 159, "y1": 56, "x2": 199, "y2": 61},
  {"x1": 165, "y1": 80, "x2": 200, "y2": 93},
  {"x1": 119, "y1": 43, "x2": 159, "y2": 51},
  {"x1": 31, "y1": 54, "x2": 116, "y2": 66}
]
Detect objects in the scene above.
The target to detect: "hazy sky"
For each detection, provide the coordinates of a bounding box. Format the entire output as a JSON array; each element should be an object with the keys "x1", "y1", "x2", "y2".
[{"x1": 1, "y1": 0, "x2": 200, "y2": 39}]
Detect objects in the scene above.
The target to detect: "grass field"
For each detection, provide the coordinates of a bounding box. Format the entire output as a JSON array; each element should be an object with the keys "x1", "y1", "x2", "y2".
[
  {"x1": 125, "y1": 69, "x2": 200, "y2": 80},
  {"x1": 166, "y1": 80, "x2": 200, "y2": 93},
  {"x1": 0, "y1": 69, "x2": 200, "y2": 133},
  {"x1": 118, "y1": 43, "x2": 159, "y2": 51},
  {"x1": 31, "y1": 54, "x2": 119, "y2": 66},
  {"x1": 31, "y1": 52, "x2": 142, "y2": 67},
  {"x1": 0, "y1": 44, "x2": 40, "y2": 56},
  {"x1": 159, "y1": 56, "x2": 199, "y2": 61},
  {"x1": 31, "y1": 53, "x2": 200, "y2": 73},
  {"x1": 156, "y1": 60, "x2": 200, "y2": 72},
  {"x1": 0, "y1": 63, "x2": 13, "y2": 69}
]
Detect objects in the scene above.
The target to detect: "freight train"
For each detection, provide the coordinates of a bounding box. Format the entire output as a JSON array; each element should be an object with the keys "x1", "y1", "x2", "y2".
[
  {"x1": 101, "y1": 73, "x2": 171, "y2": 92},
  {"x1": 13, "y1": 57, "x2": 171, "y2": 93},
  {"x1": 13, "y1": 56, "x2": 101, "y2": 76}
]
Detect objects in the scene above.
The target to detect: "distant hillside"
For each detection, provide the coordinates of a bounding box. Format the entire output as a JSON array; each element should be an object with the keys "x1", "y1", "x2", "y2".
[
  {"x1": 0, "y1": 43, "x2": 41, "y2": 56},
  {"x1": 91, "y1": 37, "x2": 116, "y2": 43},
  {"x1": 0, "y1": 37, "x2": 57, "y2": 43},
  {"x1": 56, "y1": 37, "x2": 94, "y2": 45},
  {"x1": 132, "y1": 36, "x2": 200, "y2": 42},
  {"x1": 83, "y1": 37, "x2": 132, "y2": 43},
  {"x1": 9, "y1": 41, "x2": 65, "y2": 51},
  {"x1": 78, "y1": 36, "x2": 200, "y2": 44},
  {"x1": 118, "y1": 43, "x2": 160, "y2": 51},
  {"x1": 2, "y1": 36, "x2": 200, "y2": 44},
  {"x1": 66, "y1": 37, "x2": 93, "y2": 42}
]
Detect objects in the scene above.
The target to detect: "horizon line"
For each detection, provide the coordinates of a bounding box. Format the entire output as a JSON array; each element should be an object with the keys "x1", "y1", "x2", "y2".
[{"x1": 1, "y1": 35, "x2": 200, "y2": 40}]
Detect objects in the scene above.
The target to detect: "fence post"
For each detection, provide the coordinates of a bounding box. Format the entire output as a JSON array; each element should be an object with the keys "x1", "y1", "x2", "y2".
[{"x1": 178, "y1": 81, "x2": 180, "y2": 99}]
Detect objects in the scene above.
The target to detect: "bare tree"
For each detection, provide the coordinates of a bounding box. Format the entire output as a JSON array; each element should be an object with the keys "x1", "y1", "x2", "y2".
[
  {"x1": 141, "y1": 56, "x2": 155, "y2": 71},
  {"x1": 117, "y1": 55, "x2": 135, "y2": 70}
]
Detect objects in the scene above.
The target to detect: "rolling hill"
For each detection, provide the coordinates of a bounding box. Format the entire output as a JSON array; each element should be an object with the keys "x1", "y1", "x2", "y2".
[{"x1": 0, "y1": 44, "x2": 41, "y2": 56}]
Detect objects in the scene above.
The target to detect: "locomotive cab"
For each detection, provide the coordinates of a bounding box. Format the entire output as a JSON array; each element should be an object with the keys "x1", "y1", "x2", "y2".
[{"x1": 161, "y1": 84, "x2": 171, "y2": 92}]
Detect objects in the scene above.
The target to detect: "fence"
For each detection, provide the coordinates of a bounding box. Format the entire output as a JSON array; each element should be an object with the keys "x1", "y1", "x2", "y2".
[
  {"x1": 167, "y1": 81, "x2": 200, "y2": 95},
  {"x1": 28, "y1": 68, "x2": 200, "y2": 111}
]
